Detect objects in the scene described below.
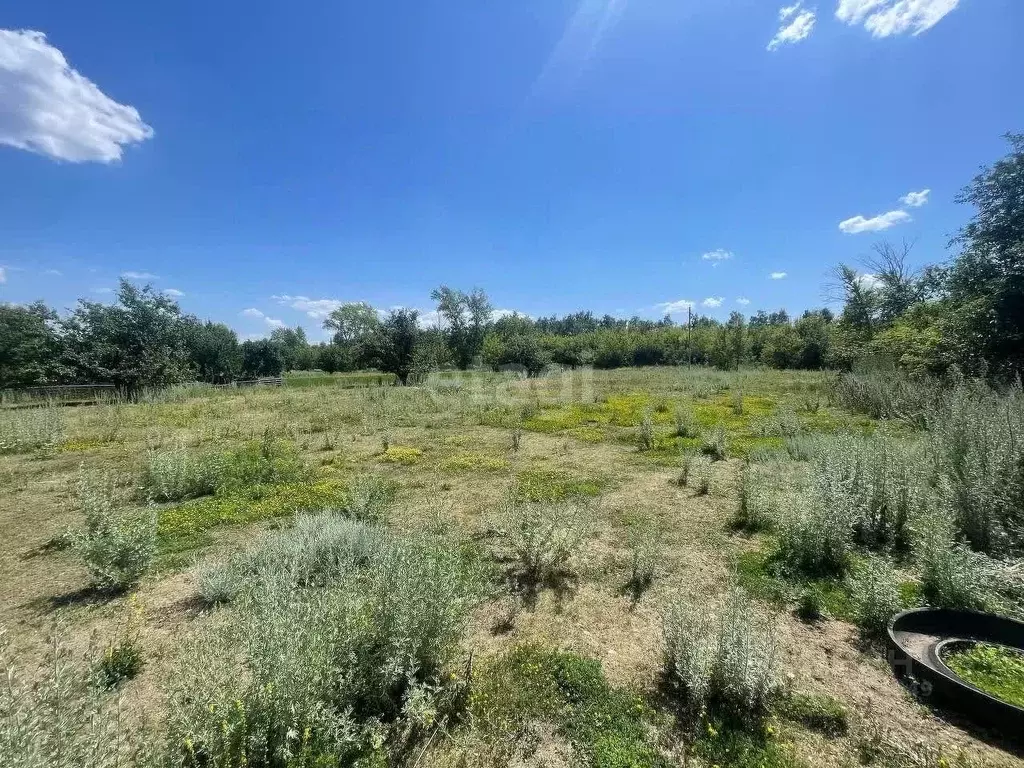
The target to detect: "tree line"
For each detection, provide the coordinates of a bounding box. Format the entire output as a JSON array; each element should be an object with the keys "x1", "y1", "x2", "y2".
[{"x1": 1, "y1": 134, "x2": 1021, "y2": 392}]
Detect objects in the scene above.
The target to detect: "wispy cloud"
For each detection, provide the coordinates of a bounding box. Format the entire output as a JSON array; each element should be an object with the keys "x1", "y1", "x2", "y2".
[
  {"x1": 654, "y1": 299, "x2": 695, "y2": 316},
  {"x1": 241, "y1": 307, "x2": 285, "y2": 329},
  {"x1": 768, "y1": 2, "x2": 817, "y2": 51},
  {"x1": 121, "y1": 271, "x2": 158, "y2": 280},
  {"x1": 0, "y1": 29, "x2": 153, "y2": 163},
  {"x1": 736, "y1": 297, "x2": 751, "y2": 306},
  {"x1": 0, "y1": 267, "x2": 6, "y2": 284},
  {"x1": 93, "y1": 287, "x2": 113, "y2": 294},
  {"x1": 900, "y1": 189, "x2": 931, "y2": 207},
  {"x1": 838, "y1": 209, "x2": 911, "y2": 234},
  {"x1": 701, "y1": 249, "x2": 734, "y2": 264},
  {"x1": 272, "y1": 294, "x2": 344, "y2": 320},
  {"x1": 702, "y1": 297, "x2": 724, "y2": 308},
  {"x1": 42, "y1": 268, "x2": 62, "y2": 276},
  {"x1": 163, "y1": 288, "x2": 184, "y2": 297},
  {"x1": 532, "y1": 0, "x2": 628, "y2": 97},
  {"x1": 835, "y1": 0, "x2": 959, "y2": 38},
  {"x1": 770, "y1": 272, "x2": 788, "y2": 280}
]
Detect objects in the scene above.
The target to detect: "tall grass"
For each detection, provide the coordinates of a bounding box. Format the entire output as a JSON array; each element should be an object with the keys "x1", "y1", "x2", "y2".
[{"x1": 0, "y1": 406, "x2": 64, "y2": 455}]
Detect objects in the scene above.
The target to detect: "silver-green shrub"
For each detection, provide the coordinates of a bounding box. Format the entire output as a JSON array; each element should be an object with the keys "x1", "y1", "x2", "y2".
[
  {"x1": 74, "y1": 471, "x2": 156, "y2": 592},
  {"x1": 139, "y1": 444, "x2": 227, "y2": 502},
  {"x1": 0, "y1": 406, "x2": 64, "y2": 455},
  {"x1": 663, "y1": 588, "x2": 780, "y2": 724},
  {"x1": 846, "y1": 555, "x2": 903, "y2": 638},
  {"x1": 495, "y1": 498, "x2": 591, "y2": 588}
]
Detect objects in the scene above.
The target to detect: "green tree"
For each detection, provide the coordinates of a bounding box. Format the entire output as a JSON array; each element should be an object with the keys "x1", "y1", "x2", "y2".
[
  {"x1": 940, "y1": 133, "x2": 1024, "y2": 376},
  {"x1": 0, "y1": 301, "x2": 65, "y2": 388},
  {"x1": 482, "y1": 332, "x2": 549, "y2": 376},
  {"x1": 362, "y1": 308, "x2": 421, "y2": 385},
  {"x1": 184, "y1": 320, "x2": 242, "y2": 383},
  {"x1": 430, "y1": 286, "x2": 492, "y2": 369},
  {"x1": 241, "y1": 339, "x2": 285, "y2": 378},
  {"x1": 323, "y1": 302, "x2": 380, "y2": 344},
  {"x1": 269, "y1": 326, "x2": 312, "y2": 371},
  {"x1": 61, "y1": 280, "x2": 191, "y2": 398}
]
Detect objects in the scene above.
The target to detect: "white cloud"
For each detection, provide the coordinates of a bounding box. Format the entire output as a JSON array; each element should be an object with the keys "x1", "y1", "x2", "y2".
[
  {"x1": 900, "y1": 188, "x2": 931, "y2": 207},
  {"x1": 702, "y1": 297, "x2": 724, "y2": 308},
  {"x1": 0, "y1": 30, "x2": 153, "y2": 163},
  {"x1": 838, "y1": 209, "x2": 911, "y2": 234},
  {"x1": 272, "y1": 294, "x2": 345, "y2": 320},
  {"x1": 264, "y1": 316, "x2": 285, "y2": 329},
  {"x1": 768, "y1": 2, "x2": 817, "y2": 50},
  {"x1": 655, "y1": 299, "x2": 695, "y2": 316},
  {"x1": 736, "y1": 297, "x2": 751, "y2": 306},
  {"x1": 701, "y1": 249, "x2": 733, "y2": 263},
  {"x1": 241, "y1": 307, "x2": 265, "y2": 319},
  {"x1": 770, "y1": 272, "x2": 788, "y2": 279},
  {"x1": 491, "y1": 308, "x2": 531, "y2": 321},
  {"x1": 163, "y1": 288, "x2": 184, "y2": 297},
  {"x1": 835, "y1": 0, "x2": 959, "y2": 37},
  {"x1": 121, "y1": 271, "x2": 158, "y2": 280},
  {"x1": 93, "y1": 287, "x2": 112, "y2": 294},
  {"x1": 43, "y1": 268, "x2": 62, "y2": 276},
  {"x1": 857, "y1": 273, "x2": 883, "y2": 290},
  {"x1": 0, "y1": 267, "x2": 5, "y2": 284}
]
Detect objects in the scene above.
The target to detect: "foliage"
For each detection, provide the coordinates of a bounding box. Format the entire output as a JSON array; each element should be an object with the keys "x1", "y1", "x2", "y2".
[
  {"x1": 431, "y1": 286, "x2": 492, "y2": 369},
  {"x1": 74, "y1": 471, "x2": 156, "y2": 592},
  {"x1": 625, "y1": 514, "x2": 661, "y2": 596},
  {"x1": 663, "y1": 588, "x2": 781, "y2": 726},
  {"x1": 481, "y1": 330, "x2": 549, "y2": 376},
  {"x1": 468, "y1": 645, "x2": 671, "y2": 768},
  {"x1": 0, "y1": 631, "x2": 153, "y2": 768},
  {"x1": 240, "y1": 338, "x2": 285, "y2": 378},
  {"x1": 184, "y1": 320, "x2": 242, "y2": 383},
  {"x1": 943, "y1": 642, "x2": 1024, "y2": 709},
  {"x1": 61, "y1": 280, "x2": 193, "y2": 398},
  {"x1": 361, "y1": 308, "x2": 421, "y2": 385},
  {"x1": 322, "y1": 301, "x2": 380, "y2": 345},
  {"x1": 495, "y1": 498, "x2": 591, "y2": 593},
  {"x1": 96, "y1": 599, "x2": 145, "y2": 689},
  {"x1": 0, "y1": 301, "x2": 65, "y2": 388},
  {"x1": 0, "y1": 406, "x2": 64, "y2": 455},
  {"x1": 165, "y1": 524, "x2": 484, "y2": 766},
  {"x1": 846, "y1": 556, "x2": 904, "y2": 639}
]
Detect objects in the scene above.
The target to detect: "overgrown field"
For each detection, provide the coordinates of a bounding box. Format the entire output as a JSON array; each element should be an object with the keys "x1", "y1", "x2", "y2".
[{"x1": 1, "y1": 367, "x2": 1022, "y2": 767}]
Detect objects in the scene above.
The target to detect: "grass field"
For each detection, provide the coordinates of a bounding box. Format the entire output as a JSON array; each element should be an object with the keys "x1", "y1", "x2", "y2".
[{"x1": 0, "y1": 366, "x2": 1020, "y2": 767}]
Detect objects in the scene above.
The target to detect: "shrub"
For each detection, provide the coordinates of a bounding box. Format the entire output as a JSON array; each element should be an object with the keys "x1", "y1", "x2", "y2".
[
  {"x1": 0, "y1": 406, "x2": 64, "y2": 455},
  {"x1": 846, "y1": 556, "x2": 903, "y2": 639},
  {"x1": 636, "y1": 411, "x2": 655, "y2": 451},
  {"x1": 795, "y1": 588, "x2": 826, "y2": 623},
  {"x1": 691, "y1": 455, "x2": 713, "y2": 496},
  {"x1": 919, "y1": 532, "x2": 1000, "y2": 613},
  {"x1": 674, "y1": 406, "x2": 697, "y2": 438},
  {"x1": 731, "y1": 463, "x2": 775, "y2": 533},
  {"x1": 701, "y1": 426, "x2": 727, "y2": 461},
  {"x1": 139, "y1": 444, "x2": 226, "y2": 502},
  {"x1": 0, "y1": 631, "x2": 152, "y2": 768},
  {"x1": 344, "y1": 474, "x2": 398, "y2": 522},
  {"x1": 165, "y1": 531, "x2": 484, "y2": 766},
  {"x1": 196, "y1": 558, "x2": 241, "y2": 606},
  {"x1": 496, "y1": 498, "x2": 591, "y2": 591},
  {"x1": 663, "y1": 587, "x2": 781, "y2": 726},
  {"x1": 625, "y1": 515, "x2": 661, "y2": 596},
  {"x1": 74, "y1": 472, "x2": 156, "y2": 592}
]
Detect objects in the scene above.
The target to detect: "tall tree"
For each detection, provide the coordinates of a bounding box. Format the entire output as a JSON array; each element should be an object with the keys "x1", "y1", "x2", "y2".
[
  {"x1": 241, "y1": 339, "x2": 285, "y2": 378},
  {"x1": 322, "y1": 302, "x2": 380, "y2": 344},
  {"x1": 430, "y1": 286, "x2": 492, "y2": 369},
  {"x1": 941, "y1": 133, "x2": 1024, "y2": 376},
  {"x1": 0, "y1": 301, "x2": 65, "y2": 389},
  {"x1": 61, "y1": 280, "x2": 191, "y2": 398},
  {"x1": 362, "y1": 308, "x2": 421, "y2": 385},
  {"x1": 184, "y1": 320, "x2": 242, "y2": 383}
]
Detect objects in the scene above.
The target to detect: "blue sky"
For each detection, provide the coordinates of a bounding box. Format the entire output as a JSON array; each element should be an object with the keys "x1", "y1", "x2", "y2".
[{"x1": 0, "y1": 0, "x2": 1021, "y2": 339}]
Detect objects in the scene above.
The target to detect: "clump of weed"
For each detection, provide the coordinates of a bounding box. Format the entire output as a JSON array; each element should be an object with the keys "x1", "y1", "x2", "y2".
[
  {"x1": 663, "y1": 587, "x2": 781, "y2": 727},
  {"x1": 846, "y1": 555, "x2": 903, "y2": 639},
  {"x1": 344, "y1": 474, "x2": 398, "y2": 523},
  {"x1": 95, "y1": 598, "x2": 145, "y2": 689},
  {"x1": 943, "y1": 642, "x2": 1024, "y2": 709},
  {"x1": 701, "y1": 426, "x2": 727, "y2": 461},
  {"x1": 624, "y1": 513, "x2": 661, "y2": 598},
  {"x1": 495, "y1": 497, "x2": 591, "y2": 597},
  {"x1": 730, "y1": 462, "x2": 775, "y2": 533},
  {"x1": 731, "y1": 390, "x2": 744, "y2": 416},
  {"x1": 636, "y1": 411, "x2": 656, "y2": 451},
  {"x1": 674, "y1": 405, "x2": 697, "y2": 438},
  {"x1": 794, "y1": 588, "x2": 827, "y2": 623},
  {"x1": 380, "y1": 445, "x2": 423, "y2": 464},
  {"x1": 510, "y1": 424, "x2": 523, "y2": 453},
  {"x1": 74, "y1": 471, "x2": 156, "y2": 592},
  {"x1": 0, "y1": 405, "x2": 64, "y2": 455},
  {"x1": 469, "y1": 646, "x2": 671, "y2": 768},
  {"x1": 512, "y1": 469, "x2": 605, "y2": 503},
  {"x1": 690, "y1": 455, "x2": 713, "y2": 496},
  {"x1": 778, "y1": 691, "x2": 848, "y2": 736},
  {"x1": 0, "y1": 630, "x2": 152, "y2": 767},
  {"x1": 139, "y1": 444, "x2": 227, "y2": 502}
]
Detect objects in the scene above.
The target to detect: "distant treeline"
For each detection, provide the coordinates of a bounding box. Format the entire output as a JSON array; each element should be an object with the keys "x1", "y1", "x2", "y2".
[{"x1": 1, "y1": 134, "x2": 1021, "y2": 392}]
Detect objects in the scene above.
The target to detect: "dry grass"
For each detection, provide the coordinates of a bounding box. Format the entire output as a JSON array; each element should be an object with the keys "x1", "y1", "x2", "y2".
[{"x1": 0, "y1": 368, "x2": 1018, "y2": 767}]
